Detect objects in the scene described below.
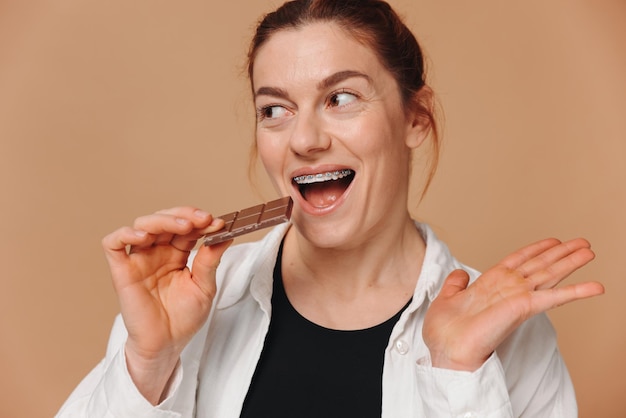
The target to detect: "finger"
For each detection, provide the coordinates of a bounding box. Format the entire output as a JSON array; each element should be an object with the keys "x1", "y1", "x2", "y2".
[
  {"x1": 155, "y1": 206, "x2": 204, "y2": 216},
  {"x1": 530, "y1": 281, "x2": 605, "y2": 313},
  {"x1": 155, "y1": 207, "x2": 215, "y2": 229},
  {"x1": 102, "y1": 226, "x2": 151, "y2": 264},
  {"x1": 169, "y1": 218, "x2": 226, "y2": 251},
  {"x1": 498, "y1": 238, "x2": 562, "y2": 271},
  {"x1": 439, "y1": 269, "x2": 471, "y2": 298},
  {"x1": 133, "y1": 213, "x2": 196, "y2": 235},
  {"x1": 153, "y1": 233, "x2": 175, "y2": 246},
  {"x1": 517, "y1": 238, "x2": 592, "y2": 279},
  {"x1": 133, "y1": 209, "x2": 214, "y2": 236},
  {"x1": 189, "y1": 239, "x2": 234, "y2": 298},
  {"x1": 529, "y1": 246, "x2": 595, "y2": 290}
]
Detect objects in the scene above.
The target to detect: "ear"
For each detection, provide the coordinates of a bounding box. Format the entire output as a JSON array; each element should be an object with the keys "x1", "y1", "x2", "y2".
[{"x1": 404, "y1": 86, "x2": 435, "y2": 150}]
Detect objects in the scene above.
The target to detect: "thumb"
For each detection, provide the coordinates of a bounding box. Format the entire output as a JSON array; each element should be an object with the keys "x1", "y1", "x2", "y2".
[
  {"x1": 190, "y1": 240, "x2": 233, "y2": 297},
  {"x1": 439, "y1": 269, "x2": 471, "y2": 298}
]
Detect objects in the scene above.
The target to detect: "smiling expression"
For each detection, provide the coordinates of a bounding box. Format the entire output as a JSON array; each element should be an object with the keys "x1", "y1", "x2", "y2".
[{"x1": 251, "y1": 22, "x2": 426, "y2": 248}]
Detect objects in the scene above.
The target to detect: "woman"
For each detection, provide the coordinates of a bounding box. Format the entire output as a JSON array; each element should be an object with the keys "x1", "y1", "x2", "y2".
[{"x1": 57, "y1": 0, "x2": 604, "y2": 416}]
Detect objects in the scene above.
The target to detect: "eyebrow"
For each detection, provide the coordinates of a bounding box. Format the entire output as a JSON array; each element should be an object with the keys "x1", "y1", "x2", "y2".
[
  {"x1": 254, "y1": 70, "x2": 372, "y2": 100},
  {"x1": 254, "y1": 86, "x2": 290, "y2": 101},
  {"x1": 317, "y1": 70, "x2": 372, "y2": 91}
]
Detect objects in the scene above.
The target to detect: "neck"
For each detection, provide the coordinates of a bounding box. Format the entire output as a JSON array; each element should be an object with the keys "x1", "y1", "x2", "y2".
[
  {"x1": 280, "y1": 215, "x2": 425, "y2": 329},
  {"x1": 283, "y1": 214, "x2": 426, "y2": 298}
]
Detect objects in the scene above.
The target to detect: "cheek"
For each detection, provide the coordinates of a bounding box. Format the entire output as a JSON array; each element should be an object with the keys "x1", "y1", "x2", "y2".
[
  {"x1": 344, "y1": 115, "x2": 406, "y2": 159},
  {"x1": 256, "y1": 133, "x2": 278, "y2": 167},
  {"x1": 256, "y1": 135, "x2": 287, "y2": 189},
  {"x1": 351, "y1": 117, "x2": 413, "y2": 187}
]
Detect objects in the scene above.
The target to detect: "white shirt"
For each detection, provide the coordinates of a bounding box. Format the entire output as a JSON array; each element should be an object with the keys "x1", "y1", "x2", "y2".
[{"x1": 57, "y1": 223, "x2": 577, "y2": 417}]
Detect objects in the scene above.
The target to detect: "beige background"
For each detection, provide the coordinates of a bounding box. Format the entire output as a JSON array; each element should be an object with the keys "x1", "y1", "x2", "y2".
[{"x1": 1, "y1": 0, "x2": 624, "y2": 416}]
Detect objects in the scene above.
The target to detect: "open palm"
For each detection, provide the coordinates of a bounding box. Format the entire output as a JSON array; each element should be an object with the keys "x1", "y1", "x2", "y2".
[{"x1": 423, "y1": 238, "x2": 604, "y2": 371}]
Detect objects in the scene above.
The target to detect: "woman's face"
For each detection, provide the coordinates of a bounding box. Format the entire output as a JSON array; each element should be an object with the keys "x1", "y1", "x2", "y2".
[{"x1": 252, "y1": 22, "x2": 426, "y2": 249}]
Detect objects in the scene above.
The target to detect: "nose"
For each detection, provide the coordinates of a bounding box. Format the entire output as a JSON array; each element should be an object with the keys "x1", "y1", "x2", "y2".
[{"x1": 289, "y1": 111, "x2": 331, "y2": 157}]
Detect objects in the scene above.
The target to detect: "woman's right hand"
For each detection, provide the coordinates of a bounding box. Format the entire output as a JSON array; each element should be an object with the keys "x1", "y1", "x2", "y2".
[{"x1": 101, "y1": 207, "x2": 233, "y2": 404}]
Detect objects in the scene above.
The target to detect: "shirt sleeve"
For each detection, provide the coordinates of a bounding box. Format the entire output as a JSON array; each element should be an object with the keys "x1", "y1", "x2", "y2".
[
  {"x1": 415, "y1": 352, "x2": 514, "y2": 417},
  {"x1": 55, "y1": 315, "x2": 185, "y2": 418},
  {"x1": 496, "y1": 313, "x2": 578, "y2": 417},
  {"x1": 414, "y1": 314, "x2": 577, "y2": 418}
]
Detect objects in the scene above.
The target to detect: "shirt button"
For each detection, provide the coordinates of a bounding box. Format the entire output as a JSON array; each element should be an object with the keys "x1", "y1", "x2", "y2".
[
  {"x1": 459, "y1": 412, "x2": 478, "y2": 418},
  {"x1": 395, "y1": 339, "x2": 409, "y2": 354}
]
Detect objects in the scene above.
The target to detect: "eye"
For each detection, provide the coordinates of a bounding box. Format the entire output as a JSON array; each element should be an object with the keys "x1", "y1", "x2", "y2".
[
  {"x1": 257, "y1": 105, "x2": 288, "y2": 120},
  {"x1": 328, "y1": 91, "x2": 357, "y2": 108}
]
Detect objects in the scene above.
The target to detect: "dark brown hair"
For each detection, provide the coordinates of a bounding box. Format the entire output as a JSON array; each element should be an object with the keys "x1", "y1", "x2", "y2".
[{"x1": 247, "y1": 0, "x2": 440, "y2": 197}]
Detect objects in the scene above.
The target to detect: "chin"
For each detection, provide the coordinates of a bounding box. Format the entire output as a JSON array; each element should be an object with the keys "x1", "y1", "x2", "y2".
[{"x1": 290, "y1": 210, "x2": 364, "y2": 250}]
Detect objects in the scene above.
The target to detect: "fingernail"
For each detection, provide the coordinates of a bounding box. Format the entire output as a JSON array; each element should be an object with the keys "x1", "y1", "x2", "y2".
[
  {"x1": 134, "y1": 230, "x2": 147, "y2": 237},
  {"x1": 175, "y1": 217, "x2": 189, "y2": 225},
  {"x1": 194, "y1": 209, "x2": 210, "y2": 218}
]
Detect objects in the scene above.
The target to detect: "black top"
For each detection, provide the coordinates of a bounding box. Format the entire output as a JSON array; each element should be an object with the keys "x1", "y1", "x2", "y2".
[{"x1": 240, "y1": 244, "x2": 410, "y2": 418}]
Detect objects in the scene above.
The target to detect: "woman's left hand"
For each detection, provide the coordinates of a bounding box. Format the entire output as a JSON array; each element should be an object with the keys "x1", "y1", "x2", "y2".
[{"x1": 422, "y1": 237, "x2": 605, "y2": 371}]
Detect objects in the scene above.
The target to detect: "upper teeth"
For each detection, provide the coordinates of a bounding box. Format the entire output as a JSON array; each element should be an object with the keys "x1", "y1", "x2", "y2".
[{"x1": 293, "y1": 169, "x2": 353, "y2": 185}]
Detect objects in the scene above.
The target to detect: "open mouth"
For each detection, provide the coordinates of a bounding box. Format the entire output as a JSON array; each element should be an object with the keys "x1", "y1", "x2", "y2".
[{"x1": 292, "y1": 169, "x2": 355, "y2": 209}]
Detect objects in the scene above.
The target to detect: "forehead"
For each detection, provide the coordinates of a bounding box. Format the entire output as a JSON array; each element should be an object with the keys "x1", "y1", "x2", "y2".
[{"x1": 251, "y1": 22, "x2": 387, "y2": 89}]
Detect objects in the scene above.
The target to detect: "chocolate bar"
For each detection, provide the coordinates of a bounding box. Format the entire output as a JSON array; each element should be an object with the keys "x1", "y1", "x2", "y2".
[{"x1": 202, "y1": 197, "x2": 293, "y2": 246}]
